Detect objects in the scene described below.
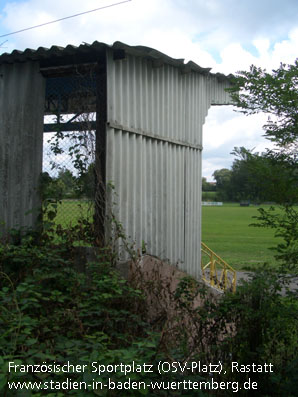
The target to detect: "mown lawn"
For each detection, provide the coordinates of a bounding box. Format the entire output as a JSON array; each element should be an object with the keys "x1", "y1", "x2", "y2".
[
  {"x1": 201, "y1": 203, "x2": 284, "y2": 270},
  {"x1": 49, "y1": 200, "x2": 286, "y2": 271},
  {"x1": 45, "y1": 199, "x2": 94, "y2": 228}
]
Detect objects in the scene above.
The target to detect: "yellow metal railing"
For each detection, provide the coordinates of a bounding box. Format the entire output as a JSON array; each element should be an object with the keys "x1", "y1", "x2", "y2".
[{"x1": 201, "y1": 242, "x2": 236, "y2": 293}]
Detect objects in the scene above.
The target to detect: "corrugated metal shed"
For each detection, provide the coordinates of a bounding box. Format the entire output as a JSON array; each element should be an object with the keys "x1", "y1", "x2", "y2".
[
  {"x1": 0, "y1": 41, "x2": 233, "y2": 279},
  {"x1": 104, "y1": 46, "x2": 232, "y2": 277}
]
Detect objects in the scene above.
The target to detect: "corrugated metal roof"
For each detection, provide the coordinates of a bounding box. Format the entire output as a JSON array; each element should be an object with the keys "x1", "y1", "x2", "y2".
[{"x1": 0, "y1": 40, "x2": 232, "y2": 81}]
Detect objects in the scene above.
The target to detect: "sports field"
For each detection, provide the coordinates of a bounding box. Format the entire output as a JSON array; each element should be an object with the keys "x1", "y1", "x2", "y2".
[
  {"x1": 202, "y1": 203, "x2": 282, "y2": 270},
  {"x1": 45, "y1": 200, "x2": 94, "y2": 228},
  {"x1": 49, "y1": 200, "x2": 284, "y2": 270}
]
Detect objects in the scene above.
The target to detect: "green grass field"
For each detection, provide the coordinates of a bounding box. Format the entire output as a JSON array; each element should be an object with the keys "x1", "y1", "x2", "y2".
[
  {"x1": 202, "y1": 203, "x2": 283, "y2": 270},
  {"x1": 49, "y1": 200, "x2": 286, "y2": 270},
  {"x1": 45, "y1": 200, "x2": 93, "y2": 228}
]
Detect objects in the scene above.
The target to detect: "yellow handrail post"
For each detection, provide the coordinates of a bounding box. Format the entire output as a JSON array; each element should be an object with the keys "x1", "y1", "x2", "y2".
[
  {"x1": 233, "y1": 273, "x2": 236, "y2": 293},
  {"x1": 210, "y1": 253, "x2": 214, "y2": 287},
  {"x1": 223, "y1": 266, "x2": 227, "y2": 290},
  {"x1": 201, "y1": 242, "x2": 237, "y2": 293}
]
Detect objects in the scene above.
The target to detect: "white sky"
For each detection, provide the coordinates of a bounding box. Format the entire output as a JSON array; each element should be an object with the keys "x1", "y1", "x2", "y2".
[{"x1": 1, "y1": 0, "x2": 298, "y2": 180}]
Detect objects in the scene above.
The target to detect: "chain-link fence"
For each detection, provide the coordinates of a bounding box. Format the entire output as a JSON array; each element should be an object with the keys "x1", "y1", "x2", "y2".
[
  {"x1": 42, "y1": 131, "x2": 95, "y2": 226},
  {"x1": 42, "y1": 70, "x2": 97, "y2": 227}
]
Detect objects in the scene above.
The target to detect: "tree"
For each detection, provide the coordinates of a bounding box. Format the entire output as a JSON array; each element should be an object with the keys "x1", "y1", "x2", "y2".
[
  {"x1": 57, "y1": 168, "x2": 76, "y2": 197},
  {"x1": 79, "y1": 162, "x2": 95, "y2": 199},
  {"x1": 212, "y1": 168, "x2": 232, "y2": 201},
  {"x1": 228, "y1": 61, "x2": 298, "y2": 270},
  {"x1": 229, "y1": 147, "x2": 257, "y2": 202},
  {"x1": 40, "y1": 172, "x2": 66, "y2": 200},
  {"x1": 228, "y1": 146, "x2": 295, "y2": 203},
  {"x1": 202, "y1": 177, "x2": 216, "y2": 192}
]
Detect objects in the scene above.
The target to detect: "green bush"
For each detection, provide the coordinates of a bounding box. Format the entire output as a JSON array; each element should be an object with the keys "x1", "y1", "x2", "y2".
[
  {"x1": 0, "y1": 234, "x2": 207, "y2": 396},
  {"x1": 215, "y1": 270, "x2": 298, "y2": 396},
  {"x1": 1, "y1": 223, "x2": 297, "y2": 396}
]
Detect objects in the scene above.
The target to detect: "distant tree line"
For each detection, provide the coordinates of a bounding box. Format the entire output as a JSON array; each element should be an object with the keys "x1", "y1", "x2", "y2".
[{"x1": 203, "y1": 146, "x2": 298, "y2": 203}]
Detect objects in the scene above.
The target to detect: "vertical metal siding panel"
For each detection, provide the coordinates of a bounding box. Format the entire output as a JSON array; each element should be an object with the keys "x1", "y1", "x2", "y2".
[
  {"x1": 157, "y1": 140, "x2": 164, "y2": 257},
  {"x1": 161, "y1": 141, "x2": 167, "y2": 258},
  {"x1": 121, "y1": 58, "x2": 128, "y2": 129},
  {"x1": 190, "y1": 149, "x2": 195, "y2": 274},
  {"x1": 113, "y1": 59, "x2": 120, "y2": 124},
  {"x1": 158, "y1": 67, "x2": 164, "y2": 137},
  {"x1": 178, "y1": 146, "x2": 184, "y2": 263},
  {"x1": 195, "y1": 75, "x2": 200, "y2": 147},
  {"x1": 151, "y1": 140, "x2": 157, "y2": 253},
  {"x1": 184, "y1": 148, "x2": 193, "y2": 277},
  {"x1": 174, "y1": 68, "x2": 179, "y2": 140},
  {"x1": 179, "y1": 73, "x2": 185, "y2": 142},
  {"x1": 155, "y1": 141, "x2": 161, "y2": 255},
  {"x1": 113, "y1": 129, "x2": 122, "y2": 255},
  {"x1": 121, "y1": 132, "x2": 129, "y2": 241},
  {"x1": 178, "y1": 145, "x2": 183, "y2": 263},
  {"x1": 209, "y1": 77, "x2": 232, "y2": 105},
  {"x1": 135, "y1": 57, "x2": 142, "y2": 133},
  {"x1": 169, "y1": 67, "x2": 173, "y2": 139},
  {"x1": 190, "y1": 150, "x2": 196, "y2": 277},
  {"x1": 197, "y1": 149, "x2": 202, "y2": 278},
  {"x1": 163, "y1": 66, "x2": 168, "y2": 139},
  {"x1": 119, "y1": 130, "x2": 125, "y2": 256},
  {"x1": 191, "y1": 74, "x2": 196, "y2": 146},
  {"x1": 175, "y1": 146, "x2": 180, "y2": 262},
  {"x1": 200, "y1": 76, "x2": 207, "y2": 146},
  {"x1": 189, "y1": 74, "x2": 194, "y2": 145},
  {"x1": 106, "y1": 52, "x2": 232, "y2": 276},
  {"x1": 177, "y1": 146, "x2": 183, "y2": 264},
  {"x1": 108, "y1": 55, "x2": 195, "y2": 142},
  {"x1": 194, "y1": 149, "x2": 201, "y2": 278},
  {"x1": 143, "y1": 59, "x2": 149, "y2": 132},
  {"x1": 172, "y1": 145, "x2": 177, "y2": 262},
  {"x1": 141, "y1": 136, "x2": 147, "y2": 249},
  {"x1": 133, "y1": 134, "x2": 141, "y2": 249},
  {"x1": 105, "y1": 126, "x2": 114, "y2": 240},
  {"x1": 184, "y1": 146, "x2": 190, "y2": 272},
  {"x1": 161, "y1": 143, "x2": 165, "y2": 258},
  {"x1": 166, "y1": 143, "x2": 170, "y2": 261},
  {"x1": 166, "y1": 143, "x2": 173, "y2": 261},
  {"x1": 197, "y1": 149, "x2": 202, "y2": 277},
  {"x1": 185, "y1": 74, "x2": 191, "y2": 144},
  {"x1": 176, "y1": 68, "x2": 181, "y2": 140},
  {"x1": 145, "y1": 139, "x2": 154, "y2": 252},
  {"x1": 117, "y1": 61, "x2": 123, "y2": 126},
  {"x1": 130, "y1": 55, "x2": 136, "y2": 128},
  {"x1": 0, "y1": 62, "x2": 44, "y2": 233},
  {"x1": 194, "y1": 149, "x2": 200, "y2": 278},
  {"x1": 147, "y1": 62, "x2": 153, "y2": 135},
  {"x1": 184, "y1": 149, "x2": 191, "y2": 277},
  {"x1": 129, "y1": 133, "x2": 137, "y2": 242},
  {"x1": 153, "y1": 67, "x2": 159, "y2": 138},
  {"x1": 165, "y1": 65, "x2": 170, "y2": 140},
  {"x1": 107, "y1": 52, "x2": 116, "y2": 122}
]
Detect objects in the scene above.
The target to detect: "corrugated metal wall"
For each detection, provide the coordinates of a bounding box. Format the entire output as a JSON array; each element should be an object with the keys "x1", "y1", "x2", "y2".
[
  {"x1": 105, "y1": 50, "x2": 231, "y2": 278},
  {"x1": 0, "y1": 61, "x2": 45, "y2": 233}
]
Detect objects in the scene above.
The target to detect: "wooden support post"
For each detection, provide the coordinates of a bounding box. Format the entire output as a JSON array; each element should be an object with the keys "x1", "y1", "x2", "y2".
[{"x1": 94, "y1": 55, "x2": 107, "y2": 246}]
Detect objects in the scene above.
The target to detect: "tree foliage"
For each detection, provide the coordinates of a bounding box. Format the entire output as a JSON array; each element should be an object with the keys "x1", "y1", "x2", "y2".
[
  {"x1": 228, "y1": 61, "x2": 298, "y2": 148},
  {"x1": 212, "y1": 168, "x2": 232, "y2": 201},
  {"x1": 227, "y1": 61, "x2": 298, "y2": 271}
]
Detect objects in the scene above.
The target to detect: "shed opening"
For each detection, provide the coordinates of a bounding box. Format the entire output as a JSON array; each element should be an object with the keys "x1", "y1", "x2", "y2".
[{"x1": 42, "y1": 64, "x2": 106, "y2": 244}]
